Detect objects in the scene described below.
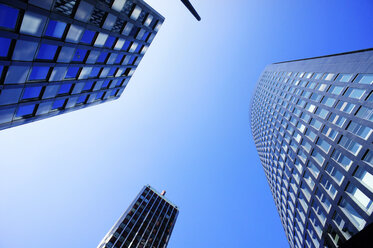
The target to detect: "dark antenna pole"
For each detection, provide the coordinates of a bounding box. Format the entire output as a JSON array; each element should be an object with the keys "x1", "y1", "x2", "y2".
[{"x1": 180, "y1": 0, "x2": 201, "y2": 21}]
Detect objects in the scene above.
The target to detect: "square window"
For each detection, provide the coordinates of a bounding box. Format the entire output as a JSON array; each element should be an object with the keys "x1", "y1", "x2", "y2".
[
  {"x1": 0, "y1": 4, "x2": 19, "y2": 30},
  {"x1": 80, "y1": 29, "x2": 96, "y2": 44},
  {"x1": 66, "y1": 25, "x2": 84, "y2": 43},
  {"x1": 130, "y1": 6, "x2": 142, "y2": 20},
  {"x1": 12, "y1": 40, "x2": 38, "y2": 61},
  {"x1": 112, "y1": 0, "x2": 126, "y2": 12},
  {"x1": 86, "y1": 50, "x2": 100, "y2": 64},
  {"x1": 82, "y1": 81, "x2": 94, "y2": 91},
  {"x1": 345, "y1": 88, "x2": 365, "y2": 99},
  {"x1": 97, "y1": 52, "x2": 109, "y2": 63},
  {"x1": 57, "y1": 47, "x2": 75, "y2": 63},
  {"x1": 4, "y1": 66, "x2": 31, "y2": 84},
  {"x1": 36, "y1": 43, "x2": 58, "y2": 60},
  {"x1": 0, "y1": 37, "x2": 11, "y2": 57},
  {"x1": 107, "y1": 67, "x2": 117, "y2": 77},
  {"x1": 323, "y1": 73, "x2": 335, "y2": 81},
  {"x1": 76, "y1": 94, "x2": 88, "y2": 104},
  {"x1": 22, "y1": 86, "x2": 42, "y2": 100},
  {"x1": 354, "y1": 74, "x2": 373, "y2": 85},
  {"x1": 52, "y1": 99, "x2": 66, "y2": 110},
  {"x1": 20, "y1": 11, "x2": 47, "y2": 37},
  {"x1": 65, "y1": 67, "x2": 80, "y2": 79},
  {"x1": 45, "y1": 20, "x2": 67, "y2": 38},
  {"x1": 16, "y1": 104, "x2": 36, "y2": 117},
  {"x1": 96, "y1": 91, "x2": 105, "y2": 100},
  {"x1": 72, "y1": 49, "x2": 88, "y2": 62},
  {"x1": 122, "y1": 22, "x2": 133, "y2": 36},
  {"x1": 29, "y1": 66, "x2": 50, "y2": 81},
  {"x1": 105, "y1": 36, "x2": 116, "y2": 48},
  {"x1": 115, "y1": 54, "x2": 124, "y2": 64},
  {"x1": 110, "y1": 89, "x2": 119, "y2": 96},
  {"x1": 144, "y1": 14, "x2": 153, "y2": 27},
  {"x1": 103, "y1": 13, "x2": 117, "y2": 30},
  {"x1": 90, "y1": 67, "x2": 101, "y2": 78},
  {"x1": 122, "y1": 40, "x2": 131, "y2": 51},
  {"x1": 336, "y1": 74, "x2": 353, "y2": 82},
  {"x1": 58, "y1": 83, "x2": 73, "y2": 95},
  {"x1": 94, "y1": 33, "x2": 108, "y2": 47},
  {"x1": 101, "y1": 79, "x2": 111, "y2": 89}
]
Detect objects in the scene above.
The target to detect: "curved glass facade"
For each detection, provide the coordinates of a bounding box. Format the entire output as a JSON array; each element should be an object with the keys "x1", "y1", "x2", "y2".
[
  {"x1": 0, "y1": 0, "x2": 164, "y2": 130},
  {"x1": 251, "y1": 49, "x2": 373, "y2": 248}
]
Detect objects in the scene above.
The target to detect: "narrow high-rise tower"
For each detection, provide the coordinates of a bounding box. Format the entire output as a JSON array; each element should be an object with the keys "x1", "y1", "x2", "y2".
[
  {"x1": 251, "y1": 49, "x2": 373, "y2": 248},
  {"x1": 97, "y1": 185, "x2": 179, "y2": 248},
  {"x1": 0, "y1": 0, "x2": 164, "y2": 130}
]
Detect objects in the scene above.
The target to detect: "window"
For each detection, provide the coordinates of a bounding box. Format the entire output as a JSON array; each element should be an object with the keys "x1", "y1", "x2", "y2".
[
  {"x1": 0, "y1": 4, "x2": 19, "y2": 29},
  {"x1": 12, "y1": 40, "x2": 38, "y2": 61},
  {"x1": 321, "y1": 97, "x2": 335, "y2": 107},
  {"x1": 20, "y1": 11, "x2": 47, "y2": 37},
  {"x1": 22, "y1": 86, "x2": 43, "y2": 100},
  {"x1": 52, "y1": 99, "x2": 66, "y2": 110},
  {"x1": 346, "y1": 183, "x2": 372, "y2": 213},
  {"x1": 329, "y1": 113, "x2": 346, "y2": 127},
  {"x1": 101, "y1": 80, "x2": 111, "y2": 89},
  {"x1": 0, "y1": 37, "x2": 11, "y2": 57},
  {"x1": 114, "y1": 54, "x2": 124, "y2": 64},
  {"x1": 328, "y1": 85, "x2": 344, "y2": 95},
  {"x1": 354, "y1": 74, "x2": 373, "y2": 85},
  {"x1": 325, "y1": 164, "x2": 344, "y2": 184},
  {"x1": 80, "y1": 29, "x2": 96, "y2": 44},
  {"x1": 331, "y1": 150, "x2": 352, "y2": 170},
  {"x1": 322, "y1": 125, "x2": 338, "y2": 141},
  {"x1": 105, "y1": 36, "x2": 116, "y2": 48},
  {"x1": 354, "y1": 167, "x2": 373, "y2": 193},
  {"x1": 82, "y1": 81, "x2": 94, "y2": 91},
  {"x1": 16, "y1": 104, "x2": 36, "y2": 117},
  {"x1": 307, "y1": 161, "x2": 320, "y2": 178},
  {"x1": 315, "y1": 108, "x2": 329, "y2": 119},
  {"x1": 316, "y1": 138, "x2": 331, "y2": 153},
  {"x1": 94, "y1": 33, "x2": 108, "y2": 47},
  {"x1": 315, "y1": 188, "x2": 331, "y2": 211},
  {"x1": 76, "y1": 94, "x2": 87, "y2": 105},
  {"x1": 339, "y1": 198, "x2": 366, "y2": 230},
  {"x1": 97, "y1": 52, "x2": 109, "y2": 63},
  {"x1": 110, "y1": 89, "x2": 119, "y2": 97},
  {"x1": 45, "y1": 20, "x2": 67, "y2": 38},
  {"x1": 323, "y1": 73, "x2": 335, "y2": 81},
  {"x1": 122, "y1": 40, "x2": 131, "y2": 51},
  {"x1": 65, "y1": 67, "x2": 80, "y2": 79},
  {"x1": 66, "y1": 25, "x2": 84, "y2": 43},
  {"x1": 320, "y1": 176, "x2": 337, "y2": 198},
  {"x1": 36, "y1": 44, "x2": 58, "y2": 60},
  {"x1": 312, "y1": 150, "x2": 325, "y2": 166},
  {"x1": 96, "y1": 91, "x2": 105, "y2": 100},
  {"x1": 72, "y1": 49, "x2": 88, "y2": 62},
  {"x1": 344, "y1": 88, "x2": 365, "y2": 99},
  {"x1": 90, "y1": 67, "x2": 101, "y2": 78},
  {"x1": 305, "y1": 129, "x2": 317, "y2": 142},
  {"x1": 310, "y1": 119, "x2": 322, "y2": 130},
  {"x1": 28, "y1": 66, "x2": 50, "y2": 81},
  {"x1": 362, "y1": 150, "x2": 373, "y2": 166},
  {"x1": 347, "y1": 121, "x2": 372, "y2": 140},
  {"x1": 336, "y1": 101, "x2": 355, "y2": 114},
  {"x1": 130, "y1": 5, "x2": 142, "y2": 20},
  {"x1": 336, "y1": 73, "x2": 353, "y2": 82},
  {"x1": 356, "y1": 106, "x2": 373, "y2": 122},
  {"x1": 58, "y1": 84, "x2": 73, "y2": 95}
]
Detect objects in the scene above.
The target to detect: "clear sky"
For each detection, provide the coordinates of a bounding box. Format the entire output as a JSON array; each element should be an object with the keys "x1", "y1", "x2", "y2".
[{"x1": 0, "y1": 0, "x2": 372, "y2": 247}]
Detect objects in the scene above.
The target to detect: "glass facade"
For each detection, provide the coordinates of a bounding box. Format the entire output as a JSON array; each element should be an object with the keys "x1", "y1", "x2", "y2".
[
  {"x1": 0, "y1": 0, "x2": 164, "y2": 130},
  {"x1": 97, "y1": 185, "x2": 179, "y2": 248},
  {"x1": 251, "y1": 49, "x2": 373, "y2": 248}
]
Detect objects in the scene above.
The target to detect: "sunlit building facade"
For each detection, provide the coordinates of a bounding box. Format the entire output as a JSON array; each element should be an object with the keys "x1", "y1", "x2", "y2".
[
  {"x1": 97, "y1": 185, "x2": 179, "y2": 248},
  {"x1": 251, "y1": 49, "x2": 373, "y2": 248},
  {"x1": 0, "y1": 0, "x2": 163, "y2": 130}
]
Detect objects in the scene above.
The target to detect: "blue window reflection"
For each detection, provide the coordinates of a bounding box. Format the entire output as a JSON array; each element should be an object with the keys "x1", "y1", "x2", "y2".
[
  {"x1": 76, "y1": 95, "x2": 87, "y2": 104},
  {"x1": 0, "y1": 65, "x2": 3, "y2": 77},
  {"x1": 81, "y1": 30, "x2": 96, "y2": 44},
  {"x1": 90, "y1": 67, "x2": 101, "y2": 78},
  {"x1": 22, "y1": 86, "x2": 42, "y2": 100},
  {"x1": 110, "y1": 89, "x2": 118, "y2": 97},
  {"x1": 105, "y1": 36, "x2": 116, "y2": 48},
  {"x1": 101, "y1": 79, "x2": 110, "y2": 89},
  {"x1": 108, "y1": 67, "x2": 117, "y2": 77},
  {"x1": 97, "y1": 52, "x2": 108, "y2": 63},
  {"x1": 29, "y1": 66, "x2": 50, "y2": 81},
  {"x1": 0, "y1": 4, "x2": 19, "y2": 29},
  {"x1": 122, "y1": 41, "x2": 131, "y2": 51},
  {"x1": 129, "y1": 56, "x2": 136, "y2": 65},
  {"x1": 115, "y1": 54, "x2": 124, "y2": 64},
  {"x1": 58, "y1": 83, "x2": 72, "y2": 95},
  {"x1": 16, "y1": 104, "x2": 36, "y2": 117},
  {"x1": 96, "y1": 91, "x2": 105, "y2": 100},
  {"x1": 0, "y1": 37, "x2": 11, "y2": 57},
  {"x1": 65, "y1": 67, "x2": 80, "y2": 79},
  {"x1": 36, "y1": 44, "x2": 58, "y2": 60},
  {"x1": 45, "y1": 20, "x2": 67, "y2": 38},
  {"x1": 82, "y1": 81, "x2": 94, "y2": 91},
  {"x1": 72, "y1": 49, "x2": 87, "y2": 62},
  {"x1": 52, "y1": 99, "x2": 66, "y2": 110},
  {"x1": 142, "y1": 31, "x2": 150, "y2": 41},
  {"x1": 116, "y1": 80, "x2": 123, "y2": 87},
  {"x1": 135, "y1": 45, "x2": 142, "y2": 53}
]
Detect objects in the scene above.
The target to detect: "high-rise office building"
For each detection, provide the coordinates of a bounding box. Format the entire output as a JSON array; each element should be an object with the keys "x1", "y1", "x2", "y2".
[
  {"x1": 97, "y1": 185, "x2": 179, "y2": 248},
  {"x1": 0, "y1": 0, "x2": 163, "y2": 130},
  {"x1": 251, "y1": 49, "x2": 373, "y2": 248}
]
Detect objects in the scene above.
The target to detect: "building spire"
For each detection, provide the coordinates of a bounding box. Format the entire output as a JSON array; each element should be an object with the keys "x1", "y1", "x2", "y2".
[{"x1": 180, "y1": 0, "x2": 201, "y2": 21}]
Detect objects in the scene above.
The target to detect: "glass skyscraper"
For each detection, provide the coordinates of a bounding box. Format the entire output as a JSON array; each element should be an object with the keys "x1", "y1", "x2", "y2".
[
  {"x1": 251, "y1": 49, "x2": 373, "y2": 248},
  {"x1": 97, "y1": 185, "x2": 179, "y2": 248},
  {"x1": 0, "y1": 0, "x2": 163, "y2": 130}
]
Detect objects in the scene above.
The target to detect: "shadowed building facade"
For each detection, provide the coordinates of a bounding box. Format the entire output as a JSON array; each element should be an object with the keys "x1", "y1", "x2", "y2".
[
  {"x1": 97, "y1": 185, "x2": 179, "y2": 248},
  {"x1": 0, "y1": 0, "x2": 163, "y2": 130},
  {"x1": 251, "y1": 49, "x2": 373, "y2": 248}
]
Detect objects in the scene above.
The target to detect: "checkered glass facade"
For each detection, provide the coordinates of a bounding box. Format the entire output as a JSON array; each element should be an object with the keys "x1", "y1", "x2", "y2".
[
  {"x1": 97, "y1": 185, "x2": 179, "y2": 248},
  {"x1": 0, "y1": 0, "x2": 163, "y2": 130},
  {"x1": 251, "y1": 49, "x2": 373, "y2": 248}
]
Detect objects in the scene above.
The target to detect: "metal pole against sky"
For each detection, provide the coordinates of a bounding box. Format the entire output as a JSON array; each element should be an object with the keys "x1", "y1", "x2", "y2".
[{"x1": 180, "y1": 0, "x2": 201, "y2": 21}]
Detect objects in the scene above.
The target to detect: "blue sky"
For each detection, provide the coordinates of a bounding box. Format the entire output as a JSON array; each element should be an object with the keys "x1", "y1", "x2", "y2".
[{"x1": 0, "y1": 0, "x2": 372, "y2": 247}]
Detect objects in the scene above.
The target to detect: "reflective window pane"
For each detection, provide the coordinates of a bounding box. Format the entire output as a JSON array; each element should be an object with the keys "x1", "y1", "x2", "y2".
[
  {"x1": 29, "y1": 66, "x2": 50, "y2": 81},
  {"x1": 45, "y1": 20, "x2": 67, "y2": 38},
  {"x1": 81, "y1": 29, "x2": 96, "y2": 44},
  {"x1": 16, "y1": 104, "x2": 36, "y2": 117},
  {"x1": 52, "y1": 99, "x2": 66, "y2": 110},
  {"x1": 20, "y1": 11, "x2": 47, "y2": 37},
  {"x1": 0, "y1": 37, "x2": 11, "y2": 57},
  {"x1": 354, "y1": 74, "x2": 373, "y2": 85},
  {"x1": 72, "y1": 49, "x2": 88, "y2": 62},
  {"x1": 65, "y1": 67, "x2": 80, "y2": 79},
  {"x1": 36, "y1": 43, "x2": 58, "y2": 60},
  {"x1": 0, "y1": 4, "x2": 19, "y2": 29},
  {"x1": 58, "y1": 83, "x2": 72, "y2": 95},
  {"x1": 22, "y1": 86, "x2": 42, "y2": 100}
]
